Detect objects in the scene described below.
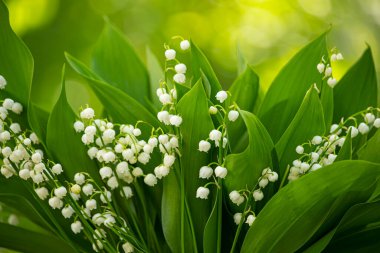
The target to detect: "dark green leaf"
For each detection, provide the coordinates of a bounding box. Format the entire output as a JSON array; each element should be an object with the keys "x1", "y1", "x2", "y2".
[
  {"x1": 241, "y1": 160, "x2": 380, "y2": 253},
  {"x1": 258, "y1": 33, "x2": 328, "y2": 142},
  {"x1": 333, "y1": 47, "x2": 378, "y2": 122},
  {"x1": 203, "y1": 190, "x2": 222, "y2": 253},
  {"x1": 27, "y1": 102, "x2": 49, "y2": 145},
  {"x1": 336, "y1": 129, "x2": 352, "y2": 161},
  {"x1": 275, "y1": 86, "x2": 325, "y2": 179},
  {"x1": 91, "y1": 21, "x2": 150, "y2": 106},
  {"x1": 357, "y1": 129, "x2": 380, "y2": 163}
]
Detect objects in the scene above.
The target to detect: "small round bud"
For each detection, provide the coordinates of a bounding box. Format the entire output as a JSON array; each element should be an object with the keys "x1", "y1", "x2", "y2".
[
  {"x1": 215, "y1": 90, "x2": 228, "y2": 103},
  {"x1": 196, "y1": 187, "x2": 209, "y2": 199},
  {"x1": 180, "y1": 40, "x2": 190, "y2": 50},
  {"x1": 165, "y1": 49, "x2": 176, "y2": 60}
]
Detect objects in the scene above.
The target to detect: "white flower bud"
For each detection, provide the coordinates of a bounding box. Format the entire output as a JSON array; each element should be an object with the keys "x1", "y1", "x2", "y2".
[
  {"x1": 148, "y1": 137, "x2": 158, "y2": 147},
  {"x1": 102, "y1": 129, "x2": 115, "y2": 144},
  {"x1": 74, "y1": 173, "x2": 86, "y2": 185},
  {"x1": 311, "y1": 152, "x2": 319, "y2": 162},
  {"x1": 159, "y1": 93, "x2": 172, "y2": 105},
  {"x1": 364, "y1": 113, "x2": 375, "y2": 124},
  {"x1": 71, "y1": 221, "x2": 83, "y2": 234},
  {"x1": 83, "y1": 184, "x2": 94, "y2": 196},
  {"x1": 54, "y1": 186, "x2": 67, "y2": 198},
  {"x1": 52, "y1": 164, "x2": 63, "y2": 175},
  {"x1": 31, "y1": 152, "x2": 42, "y2": 164},
  {"x1": 209, "y1": 129, "x2": 222, "y2": 142},
  {"x1": 19, "y1": 169, "x2": 30, "y2": 180},
  {"x1": 11, "y1": 102, "x2": 23, "y2": 114},
  {"x1": 3, "y1": 98, "x2": 14, "y2": 110},
  {"x1": 62, "y1": 206, "x2": 74, "y2": 219},
  {"x1": 169, "y1": 115, "x2": 183, "y2": 127},
  {"x1": 374, "y1": 118, "x2": 380, "y2": 128},
  {"x1": 138, "y1": 152, "x2": 150, "y2": 164},
  {"x1": 324, "y1": 67, "x2": 332, "y2": 77},
  {"x1": 259, "y1": 178, "x2": 269, "y2": 188},
  {"x1": 229, "y1": 191, "x2": 244, "y2": 206},
  {"x1": 122, "y1": 242, "x2": 134, "y2": 253},
  {"x1": 233, "y1": 213, "x2": 242, "y2": 225},
  {"x1": 144, "y1": 174, "x2": 157, "y2": 186},
  {"x1": 100, "y1": 191, "x2": 112, "y2": 204},
  {"x1": 327, "y1": 77, "x2": 337, "y2": 88},
  {"x1": 86, "y1": 199, "x2": 97, "y2": 210},
  {"x1": 99, "y1": 167, "x2": 113, "y2": 179},
  {"x1": 209, "y1": 106, "x2": 218, "y2": 114},
  {"x1": 157, "y1": 110, "x2": 170, "y2": 124},
  {"x1": 154, "y1": 165, "x2": 170, "y2": 179},
  {"x1": 165, "y1": 49, "x2": 176, "y2": 60},
  {"x1": 268, "y1": 172, "x2": 278, "y2": 182},
  {"x1": 180, "y1": 40, "x2": 190, "y2": 50},
  {"x1": 80, "y1": 108, "x2": 95, "y2": 119},
  {"x1": 199, "y1": 166, "x2": 213, "y2": 179},
  {"x1": 310, "y1": 163, "x2": 322, "y2": 171},
  {"x1": 173, "y1": 73, "x2": 186, "y2": 84},
  {"x1": 246, "y1": 215, "x2": 256, "y2": 226},
  {"x1": 170, "y1": 88, "x2": 177, "y2": 99},
  {"x1": 158, "y1": 134, "x2": 169, "y2": 144},
  {"x1": 132, "y1": 128, "x2": 141, "y2": 137},
  {"x1": 10, "y1": 123, "x2": 21, "y2": 133},
  {"x1": 317, "y1": 63, "x2": 325, "y2": 73},
  {"x1": 132, "y1": 167, "x2": 143, "y2": 177},
  {"x1": 49, "y1": 197, "x2": 63, "y2": 209},
  {"x1": 253, "y1": 189, "x2": 264, "y2": 201},
  {"x1": 0, "y1": 75, "x2": 7, "y2": 89},
  {"x1": 328, "y1": 154, "x2": 337, "y2": 162},
  {"x1": 163, "y1": 154, "x2": 176, "y2": 167},
  {"x1": 107, "y1": 176, "x2": 119, "y2": 189},
  {"x1": 35, "y1": 187, "x2": 49, "y2": 200},
  {"x1": 196, "y1": 187, "x2": 210, "y2": 199},
  {"x1": 175, "y1": 63, "x2": 187, "y2": 74},
  {"x1": 358, "y1": 123, "x2": 370, "y2": 134},
  {"x1": 156, "y1": 88, "x2": 166, "y2": 97},
  {"x1": 295, "y1": 145, "x2": 304, "y2": 154},
  {"x1": 198, "y1": 140, "x2": 211, "y2": 152},
  {"x1": 214, "y1": 166, "x2": 227, "y2": 178},
  {"x1": 312, "y1": 136, "x2": 323, "y2": 145},
  {"x1": 74, "y1": 121, "x2": 84, "y2": 132},
  {"x1": 215, "y1": 90, "x2": 228, "y2": 103},
  {"x1": 70, "y1": 184, "x2": 81, "y2": 194},
  {"x1": 228, "y1": 110, "x2": 239, "y2": 122},
  {"x1": 330, "y1": 54, "x2": 337, "y2": 62},
  {"x1": 122, "y1": 186, "x2": 133, "y2": 199},
  {"x1": 336, "y1": 53, "x2": 343, "y2": 60}
]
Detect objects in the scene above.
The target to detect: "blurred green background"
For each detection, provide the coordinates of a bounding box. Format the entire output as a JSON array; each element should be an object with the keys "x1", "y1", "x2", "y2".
[{"x1": 3, "y1": 0, "x2": 380, "y2": 112}]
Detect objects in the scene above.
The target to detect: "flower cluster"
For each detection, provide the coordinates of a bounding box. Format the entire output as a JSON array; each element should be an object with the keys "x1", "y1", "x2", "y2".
[
  {"x1": 0, "y1": 75, "x2": 137, "y2": 253},
  {"x1": 316, "y1": 48, "x2": 343, "y2": 88},
  {"x1": 288, "y1": 107, "x2": 380, "y2": 181},
  {"x1": 230, "y1": 168, "x2": 278, "y2": 227}
]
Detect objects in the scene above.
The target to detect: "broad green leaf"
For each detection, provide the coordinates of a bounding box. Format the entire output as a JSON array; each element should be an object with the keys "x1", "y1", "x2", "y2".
[
  {"x1": 320, "y1": 82, "x2": 334, "y2": 131},
  {"x1": 0, "y1": 1, "x2": 33, "y2": 105},
  {"x1": 258, "y1": 33, "x2": 328, "y2": 142},
  {"x1": 46, "y1": 66, "x2": 100, "y2": 181},
  {"x1": 27, "y1": 102, "x2": 49, "y2": 145},
  {"x1": 65, "y1": 53, "x2": 160, "y2": 127},
  {"x1": 203, "y1": 190, "x2": 222, "y2": 253},
  {"x1": 0, "y1": 223, "x2": 76, "y2": 253},
  {"x1": 190, "y1": 41, "x2": 222, "y2": 104},
  {"x1": 357, "y1": 129, "x2": 380, "y2": 163},
  {"x1": 333, "y1": 47, "x2": 378, "y2": 122},
  {"x1": 146, "y1": 47, "x2": 164, "y2": 109},
  {"x1": 241, "y1": 160, "x2": 380, "y2": 253},
  {"x1": 228, "y1": 66, "x2": 261, "y2": 152},
  {"x1": 336, "y1": 129, "x2": 352, "y2": 161},
  {"x1": 225, "y1": 110, "x2": 276, "y2": 211},
  {"x1": 175, "y1": 83, "x2": 190, "y2": 102},
  {"x1": 91, "y1": 21, "x2": 150, "y2": 106},
  {"x1": 177, "y1": 80, "x2": 214, "y2": 251},
  {"x1": 275, "y1": 86, "x2": 325, "y2": 178}
]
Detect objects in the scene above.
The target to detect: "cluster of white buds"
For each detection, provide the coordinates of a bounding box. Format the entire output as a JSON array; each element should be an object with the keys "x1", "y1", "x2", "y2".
[
  {"x1": 316, "y1": 48, "x2": 343, "y2": 88},
  {"x1": 288, "y1": 108, "x2": 380, "y2": 181},
  {"x1": 0, "y1": 76, "x2": 139, "y2": 252},
  {"x1": 76, "y1": 107, "x2": 179, "y2": 189},
  {"x1": 231, "y1": 168, "x2": 278, "y2": 227}
]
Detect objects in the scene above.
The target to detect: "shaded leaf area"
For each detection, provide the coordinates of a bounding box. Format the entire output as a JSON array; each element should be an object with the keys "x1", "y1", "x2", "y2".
[
  {"x1": 333, "y1": 47, "x2": 378, "y2": 122},
  {"x1": 65, "y1": 53, "x2": 160, "y2": 129},
  {"x1": 228, "y1": 66, "x2": 261, "y2": 153},
  {"x1": 241, "y1": 160, "x2": 380, "y2": 253},
  {"x1": 176, "y1": 80, "x2": 215, "y2": 251},
  {"x1": 203, "y1": 189, "x2": 222, "y2": 253},
  {"x1": 146, "y1": 47, "x2": 164, "y2": 109},
  {"x1": 357, "y1": 129, "x2": 380, "y2": 163},
  {"x1": 336, "y1": 129, "x2": 352, "y2": 161},
  {"x1": 0, "y1": 222, "x2": 76, "y2": 253},
  {"x1": 258, "y1": 33, "x2": 328, "y2": 142},
  {"x1": 190, "y1": 41, "x2": 222, "y2": 104},
  {"x1": 46, "y1": 66, "x2": 100, "y2": 182},
  {"x1": 275, "y1": 86, "x2": 325, "y2": 179},
  {"x1": 91, "y1": 20, "x2": 150, "y2": 107}
]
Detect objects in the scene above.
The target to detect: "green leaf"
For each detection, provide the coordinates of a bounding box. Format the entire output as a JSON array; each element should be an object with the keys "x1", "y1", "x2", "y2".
[
  {"x1": 320, "y1": 83, "x2": 334, "y2": 131},
  {"x1": 46, "y1": 65, "x2": 100, "y2": 181},
  {"x1": 146, "y1": 47, "x2": 164, "y2": 109},
  {"x1": 336, "y1": 129, "x2": 352, "y2": 161},
  {"x1": 357, "y1": 129, "x2": 380, "y2": 163},
  {"x1": 65, "y1": 53, "x2": 160, "y2": 127},
  {"x1": 177, "y1": 80, "x2": 214, "y2": 250},
  {"x1": 190, "y1": 41, "x2": 222, "y2": 104},
  {"x1": 91, "y1": 21, "x2": 150, "y2": 106},
  {"x1": 27, "y1": 102, "x2": 49, "y2": 145},
  {"x1": 225, "y1": 110, "x2": 276, "y2": 208},
  {"x1": 258, "y1": 33, "x2": 328, "y2": 142},
  {"x1": 203, "y1": 190, "x2": 222, "y2": 253},
  {"x1": 0, "y1": 1, "x2": 33, "y2": 105},
  {"x1": 333, "y1": 47, "x2": 378, "y2": 122},
  {"x1": 0, "y1": 222, "x2": 76, "y2": 253},
  {"x1": 275, "y1": 86, "x2": 325, "y2": 179},
  {"x1": 241, "y1": 160, "x2": 380, "y2": 253}
]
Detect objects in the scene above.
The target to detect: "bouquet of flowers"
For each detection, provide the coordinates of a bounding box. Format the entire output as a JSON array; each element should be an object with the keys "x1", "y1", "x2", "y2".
[{"x1": 0, "y1": 1, "x2": 379, "y2": 252}]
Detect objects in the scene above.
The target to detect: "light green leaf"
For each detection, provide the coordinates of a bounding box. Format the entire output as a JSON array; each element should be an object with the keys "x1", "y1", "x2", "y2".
[
  {"x1": 357, "y1": 129, "x2": 380, "y2": 163},
  {"x1": 177, "y1": 80, "x2": 214, "y2": 251},
  {"x1": 65, "y1": 53, "x2": 160, "y2": 127},
  {"x1": 0, "y1": 222, "x2": 76, "y2": 253},
  {"x1": 203, "y1": 190, "x2": 222, "y2": 253},
  {"x1": 190, "y1": 41, "x2": 222, "y2": 104},
  {"x1": 333, "y1": 47, "x2": 378, "y2": 122},
  {"x1": 241, "y1": 160, "x2": 380, "y2": 253},
  {"x1": 0, "y1": 1, "x2": 33, "y2": 105},
  {"x1": 27, "y1": 102, "x2": 49, "y2": 145},
  {"x1": 91, "y1": 20, "x2": 150, "y2": 106},
  {"x1": 46, "y1": 66, "x2": 100, "y2": 181},
  {"x1": 336, "y1": 129, "x2": 352, "y2": 161},
  {"x1": 146, "y1": 47, "x2": 164, "y2": 109},
  {"x1": 258, "y1": 33, "x2": 328, "y2": 142},
  {"x1": 275, "y1": 86, "x2": 325, "y2": 179}
]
